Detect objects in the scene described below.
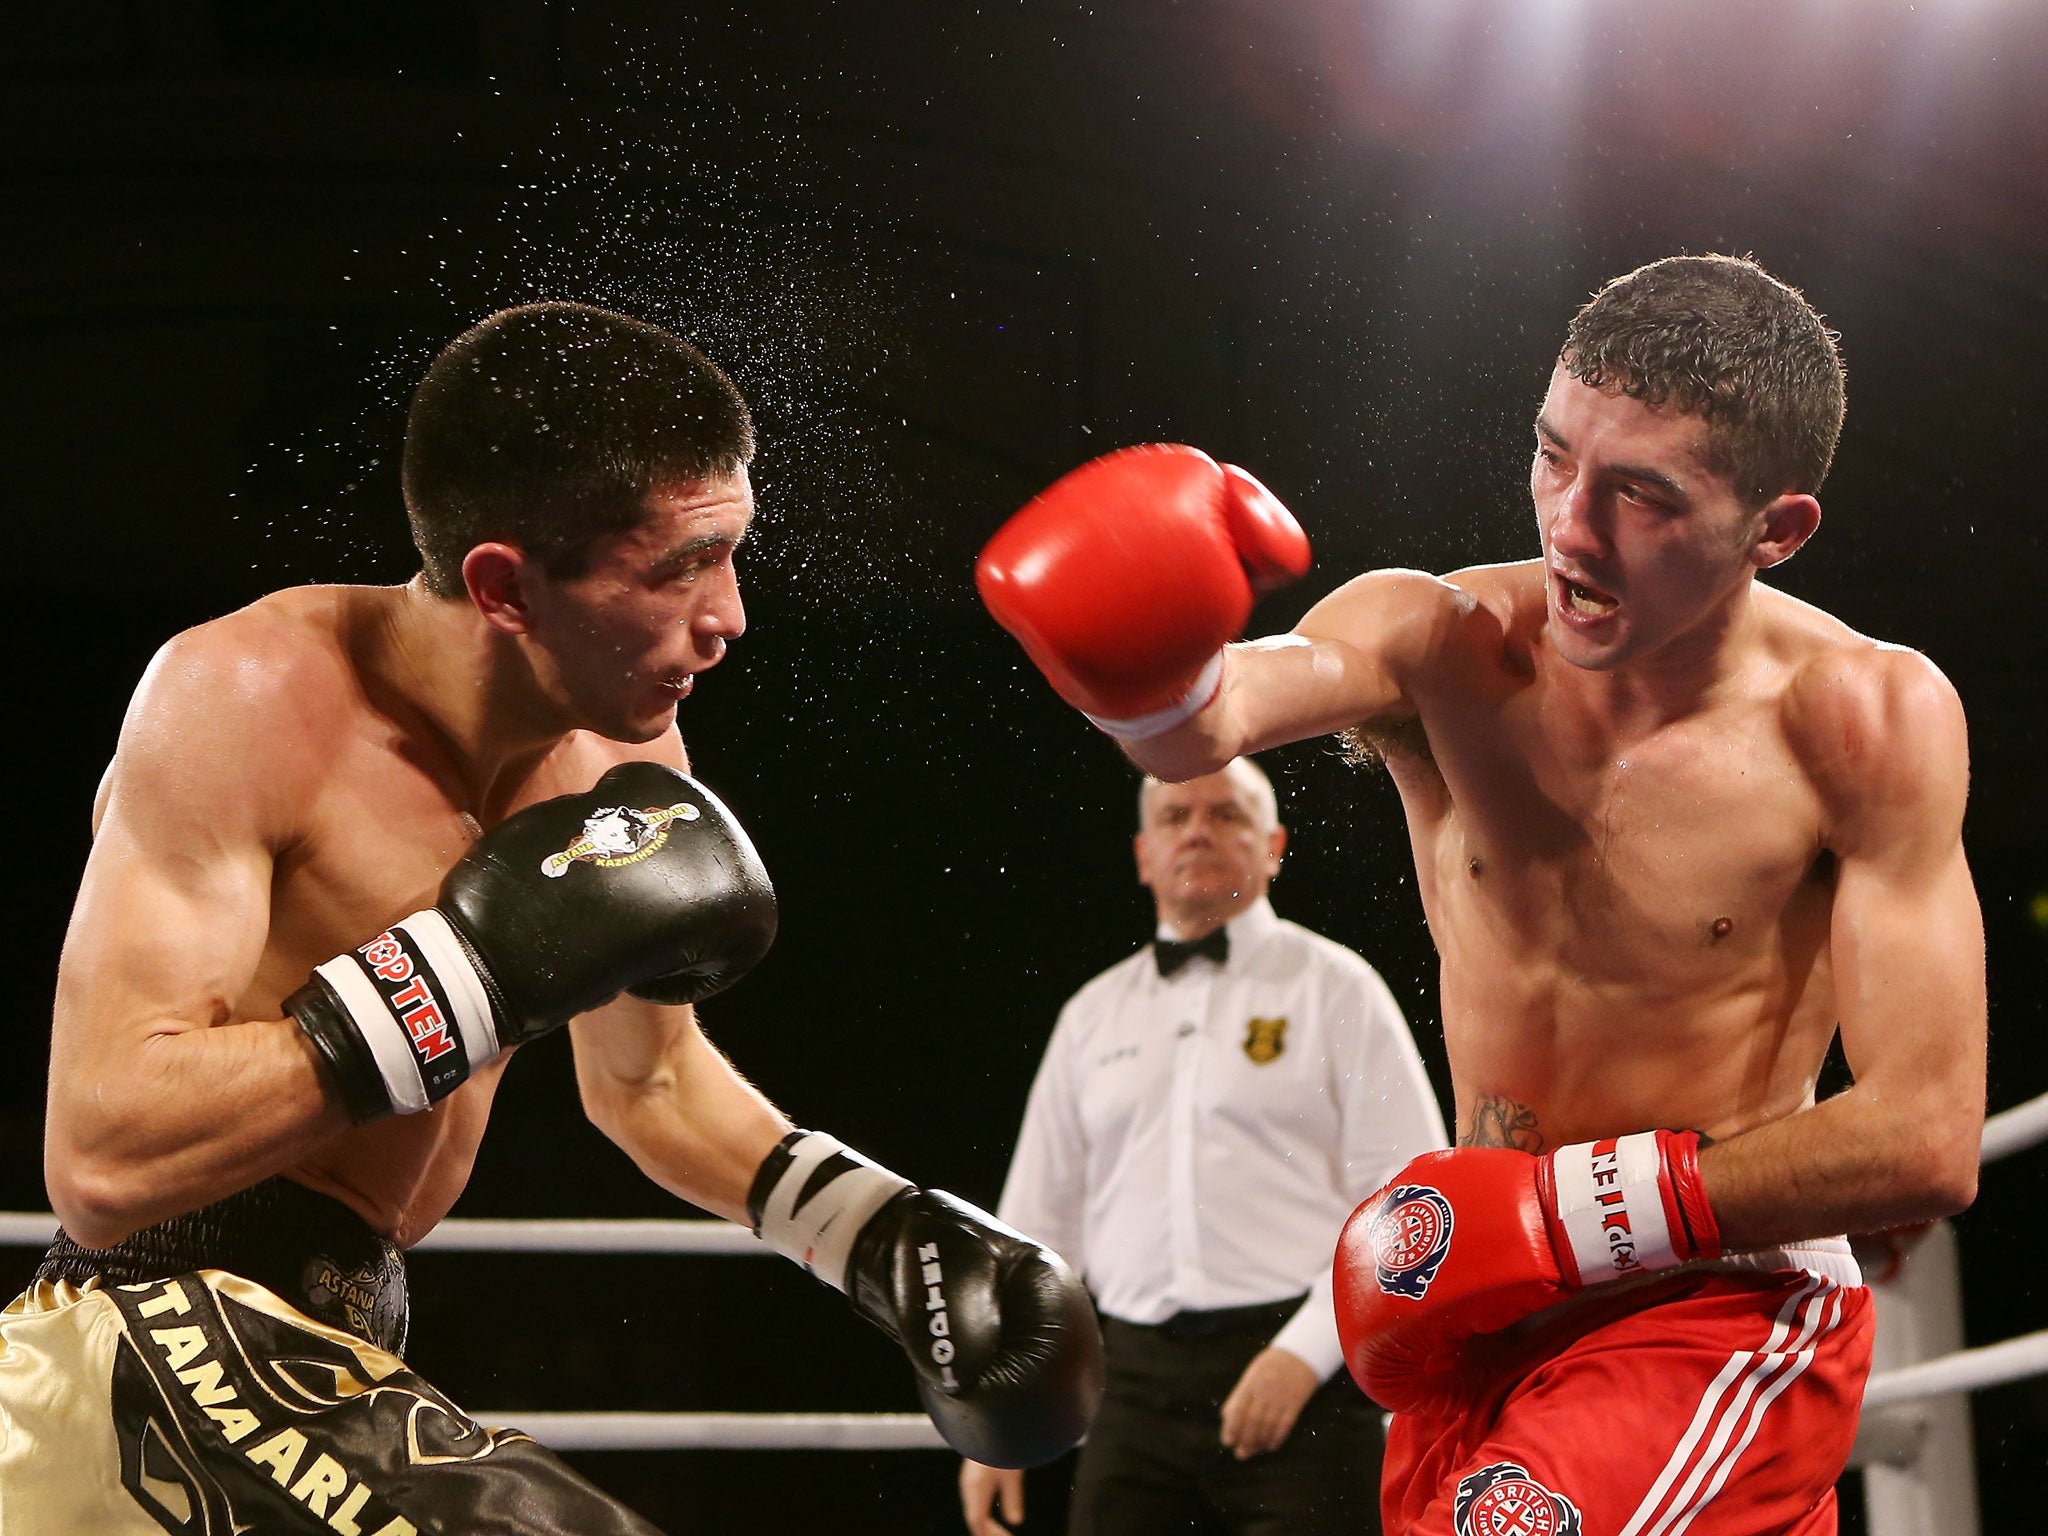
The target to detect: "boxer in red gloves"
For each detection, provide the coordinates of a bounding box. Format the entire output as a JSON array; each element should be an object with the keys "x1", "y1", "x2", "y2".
[{"x1": 978, "y1": 255, "x2": 1987, "y2": 1535}]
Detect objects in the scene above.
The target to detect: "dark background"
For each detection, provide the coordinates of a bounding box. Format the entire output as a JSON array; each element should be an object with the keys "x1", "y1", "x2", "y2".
[{"x1": 6, "y1": 3, "x2": 2045, "y2": 1530}]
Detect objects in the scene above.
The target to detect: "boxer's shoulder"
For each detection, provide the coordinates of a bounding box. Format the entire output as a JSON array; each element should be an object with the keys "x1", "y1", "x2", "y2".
[
  {"x1": 1771, "y1": 599, "x2": 1961, "y2": 743},
  {"x1": 1376, "y1": 561, "x2": 1546, "y2": 710},
  {"x1": 1772, "y1": 608, "x2": 1967, "y2": 832},
  {"x1": 1442, "y1": 557, "x2": 1545, "y2": 605},
  {"x1": 142, "y1": 584, "x2": 365, "y2": 719},
  {"x1": 1436, "y1": 560, "x2": 1548, "y2": 652},
  {"x1": 110, "y1": 587, "x2": 374, "y2": 833}
]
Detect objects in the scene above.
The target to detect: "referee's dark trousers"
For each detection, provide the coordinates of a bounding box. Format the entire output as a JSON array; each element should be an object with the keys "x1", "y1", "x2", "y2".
[{"x1": 1068, "y1": 1298, "x2": 1385, "y2": 1536}]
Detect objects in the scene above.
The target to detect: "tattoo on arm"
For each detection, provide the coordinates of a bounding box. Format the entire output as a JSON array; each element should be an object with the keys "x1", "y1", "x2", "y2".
[{"x1": 1460, "y1": 1096, "x2": 1544, "y2": 1151}]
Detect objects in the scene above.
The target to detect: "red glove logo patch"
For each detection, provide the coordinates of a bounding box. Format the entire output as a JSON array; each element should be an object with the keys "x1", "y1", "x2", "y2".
[{"x1": 1370, "y1": 1185, "x2": 1456, "y2": 1300}]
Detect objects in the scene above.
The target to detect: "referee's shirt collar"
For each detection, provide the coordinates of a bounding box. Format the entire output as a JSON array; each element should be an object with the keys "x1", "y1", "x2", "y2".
[{"x1": 1153, "y1": 895, "x2": 1280, "y2": 963}]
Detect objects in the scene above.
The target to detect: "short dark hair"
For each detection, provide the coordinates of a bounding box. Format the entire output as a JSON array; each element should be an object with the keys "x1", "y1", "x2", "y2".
[
  {"x1": 1562, "y1": 255, "x2": 1845, "y2": 504},
  {"x1": 402, "y1": 302, "x2": 754, "y2": 596}
]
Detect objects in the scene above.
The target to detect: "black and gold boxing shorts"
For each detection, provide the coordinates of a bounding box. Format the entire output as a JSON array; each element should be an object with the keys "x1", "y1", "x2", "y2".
[{"x1": 0, "y1": 1177, "x2": 663, "y2": 1535}]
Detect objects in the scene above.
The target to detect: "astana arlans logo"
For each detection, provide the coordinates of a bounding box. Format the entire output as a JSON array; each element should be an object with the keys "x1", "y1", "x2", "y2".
[{"x1": 540, "y1": 801, "x2": 700, "y2": 878}]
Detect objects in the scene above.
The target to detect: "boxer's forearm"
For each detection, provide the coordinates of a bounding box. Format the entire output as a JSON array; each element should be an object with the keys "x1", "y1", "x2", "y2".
[
  {"x1": 46, "y1": 1015, "x2": 355, "y2": 1248},
  {"x1": 1122, "y1": 638, "x2": 1327, "y2": 782},
  {"x1": 572, "y1": 997, "x2": 790, "y2": 1225},
  {"x1": 1136, "y1": 569, "x2": 1462, "y2": 780},
  {"x1": 1116, "y1": 697, "x2": 1241, "y2": 784},
  {"x1": 1697, "y1": 1084, "x2": 1981, "y2": 1253}
]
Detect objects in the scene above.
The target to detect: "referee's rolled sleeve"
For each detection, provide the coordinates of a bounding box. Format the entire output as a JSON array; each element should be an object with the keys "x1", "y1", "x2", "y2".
[{"x1": 1270, "y1": 1272, "x2": 1346, "y2": 1381}]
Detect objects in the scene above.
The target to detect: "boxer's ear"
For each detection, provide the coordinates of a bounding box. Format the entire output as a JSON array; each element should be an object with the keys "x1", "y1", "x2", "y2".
[
  {"x1": 1750, "y1": 493, "x2": 1821, "y2": 570},
  {"x1": 464, "y1": 543, "x2": 534, "y2": 633}
]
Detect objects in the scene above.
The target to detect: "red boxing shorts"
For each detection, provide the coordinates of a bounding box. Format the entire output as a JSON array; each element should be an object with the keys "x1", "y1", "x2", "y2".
[{"x1": 1383, "y1": 1243, "x2": 1872, "y2": 1536}]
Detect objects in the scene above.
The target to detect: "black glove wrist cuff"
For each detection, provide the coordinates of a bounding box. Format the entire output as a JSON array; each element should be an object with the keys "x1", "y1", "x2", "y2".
[
  {"x1": 290, "y1": 909, "x2": 498, "y2": 1117},
  {"x1": 286, "y1": 979, "x2": 398, "y2": 1125}
]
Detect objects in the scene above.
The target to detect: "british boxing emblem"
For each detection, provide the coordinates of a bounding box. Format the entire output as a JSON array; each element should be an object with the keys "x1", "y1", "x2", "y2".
[
  {"x1": 1370, "y1": 1183, "x2": 1456, "y2": 1300},
  {"x1": 1453, "y1": 1462, "x2": 1582, "y2": 1536},
  {"x1": 1242, "y1": 1016, "x2": 1288, "y2": 1065},
  {"x1": 541, "y1": 801, "x2": 701, "y2": 878}
]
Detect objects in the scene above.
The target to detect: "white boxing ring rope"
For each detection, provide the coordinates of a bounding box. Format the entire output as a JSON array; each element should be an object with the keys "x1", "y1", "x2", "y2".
[
  {"x1": 1862, "y1": 1329, "x2": 2048, "y2": 1411},
  {"x1": 1975, "y1": 1088, "x2": 2048, "y2": 1165},
  {"x1": 3, "y1": 1088, "x2": 2044, "y2": 1455}
]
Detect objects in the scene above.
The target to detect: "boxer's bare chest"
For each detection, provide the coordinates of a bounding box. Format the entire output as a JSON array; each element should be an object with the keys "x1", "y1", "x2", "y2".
[
  {"x1": 257, "y1": 735, "x2": 485, "y2": 1002},
  {"x1": 1387, "y1": 667, "x2": 1839, "y2": 1140},
  {"x1": 257, "y1": 721, "x2": 626, "y2": 996},
  {"x1": 247, "y1": 709, "x2": 608, "y2": 1232},
  {"x1": 1434, "y1": 697, "x2": 1824, "y2": 970}
]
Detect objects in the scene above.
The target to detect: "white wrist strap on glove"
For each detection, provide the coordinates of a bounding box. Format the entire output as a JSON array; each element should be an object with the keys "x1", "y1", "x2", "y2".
[
  {"x1": 753, "y1": 1131, "x2": 913, "y2": 1292},
  {"x1": 1548, "y1": 1132, "x2": 1681, "y2": 1284},
  {"x1": 306, "y1": 908, "x2": 500, "y2": 1115},
  {"x1": 1083, "y1": 652, "x2": 1225, "y2": 742}
]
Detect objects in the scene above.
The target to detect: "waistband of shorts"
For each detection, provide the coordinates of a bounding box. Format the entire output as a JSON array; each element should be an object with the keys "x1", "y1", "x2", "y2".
[
  {"x1": 1703, "y1": 1235, "x2": 1863, "y2": 1289},
  {"x1": 35, "y1": 1174, "x2": 409, "y2": 1353},
  {"x1": 1507, "y1": 1236, "x2": 1862, "y2": 1342},
  {"x1": 1112, "y1": 1294, "x2": 1307, "y2": 1341}
]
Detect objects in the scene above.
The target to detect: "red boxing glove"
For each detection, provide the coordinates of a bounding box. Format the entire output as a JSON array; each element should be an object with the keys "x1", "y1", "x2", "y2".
[
  {"x1": 975, "y1": 444, "x2": 1311, "y2": 739},
  {"x1": 1334, "y1": 1131, "x2": 1720, "y2": 1412}
]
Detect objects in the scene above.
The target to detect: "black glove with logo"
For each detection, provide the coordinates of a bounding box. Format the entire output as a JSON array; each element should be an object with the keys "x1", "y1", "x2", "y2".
[
  {"x1": 749, "y1": 1130, "x2": 1104, "y2": 1468},
  {"x1": 288, "y1": 762, "x2": 776, "y2": 1121}
]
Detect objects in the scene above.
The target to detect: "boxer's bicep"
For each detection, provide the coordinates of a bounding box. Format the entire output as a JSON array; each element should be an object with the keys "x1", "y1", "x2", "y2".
[
  {"x1": 46, "y1": 674, "x2": 320, "y2": 1238},
  {"x1": 58, "y1": 632, "x2": 294, "y2": 1053},
  {"x1": 568, "y1": 995, "x2": 789, "y2": 1224},
  {"x1": 1827, "y1": 851, "x2": 1986, "y2": 1199},
  {"x1": 1822, "y1": 655, "x2": 1985, "y2": 1201},
  {"x1": 1832, "y1": 850, "x2": 1985, "y2": 1112},
  {"x1": 56, "y1": 798, "x2": 276, "y2": 1051}
]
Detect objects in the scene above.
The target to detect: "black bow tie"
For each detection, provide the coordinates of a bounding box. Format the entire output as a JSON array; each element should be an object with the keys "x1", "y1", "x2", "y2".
[{"x1": 1154, "y1": 928, "x2": 1229, "y2": 978}]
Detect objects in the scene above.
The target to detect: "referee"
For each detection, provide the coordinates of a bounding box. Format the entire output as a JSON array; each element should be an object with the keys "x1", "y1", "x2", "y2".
[{"x1": 960, "y1": 758, "x2": 1445, "y2": 1535}]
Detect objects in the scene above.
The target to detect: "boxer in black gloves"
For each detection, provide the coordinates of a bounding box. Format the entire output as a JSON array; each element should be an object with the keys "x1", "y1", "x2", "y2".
[{"x1": 18, "y1": 303, "x2": 1099, "y2": 1535}]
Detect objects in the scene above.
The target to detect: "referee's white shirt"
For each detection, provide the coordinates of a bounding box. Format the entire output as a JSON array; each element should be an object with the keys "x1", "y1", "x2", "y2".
[{"x1": 996, "y1": 896, "x2": 1447, "y2": 1382}]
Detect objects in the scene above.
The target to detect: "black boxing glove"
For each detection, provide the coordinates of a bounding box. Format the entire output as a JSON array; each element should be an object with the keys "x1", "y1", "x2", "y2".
[
  {"x1": 288, "y1": 763, "x2": 777, "y2": 1121},
  {"x1": 749, "y1": 1131, "x2": 1104, "y2": 1468}
]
